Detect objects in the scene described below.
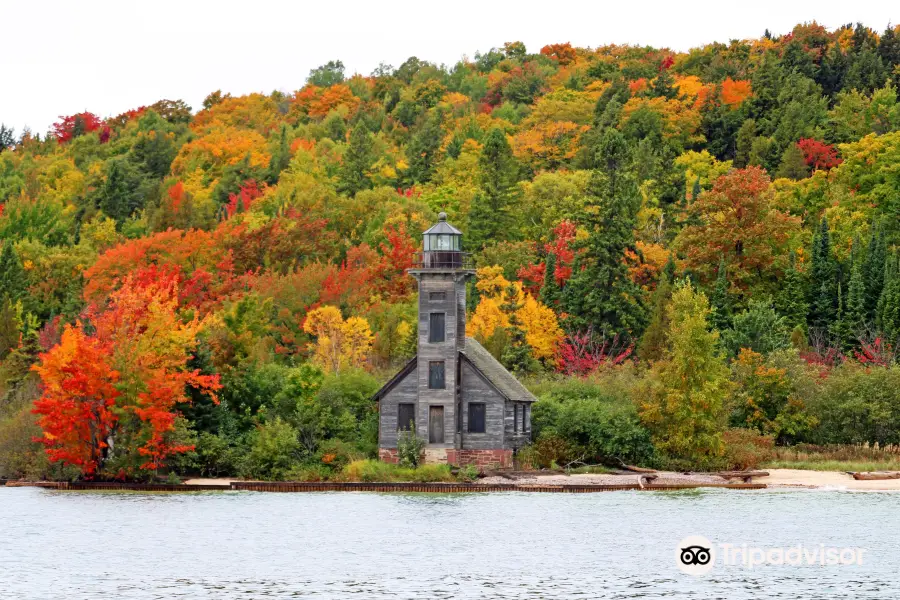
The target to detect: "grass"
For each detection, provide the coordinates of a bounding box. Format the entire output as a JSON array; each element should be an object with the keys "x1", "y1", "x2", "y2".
[
  {"x1": 335, "y1": 460, "x2": 457, "y2": 483},
  {"x1": 764, "y1": 443, "x2": 900, "y2": 472},
  {"x1": 565, "y1": 465, "x2": 615, "y2": 475},
  {"x1": 764, "y1": 459, "x2": 900, "y2": 472}
]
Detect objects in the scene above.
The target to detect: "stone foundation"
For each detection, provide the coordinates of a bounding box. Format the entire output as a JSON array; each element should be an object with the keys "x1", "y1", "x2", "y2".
[
  {"x1": 378, "y1": 448, "x2": 399, "y2": 464},
  {"x1": 379, "y1": 447, "x2": 513, "y2": 469},
  {"x1": 446, "y1": 448, "x2": 513, "y2": 469}
]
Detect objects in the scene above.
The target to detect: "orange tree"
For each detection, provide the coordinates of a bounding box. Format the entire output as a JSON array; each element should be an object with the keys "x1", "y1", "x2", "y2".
[{"x1": 32, "y1": 273, "x2": 220, "y2": 478}]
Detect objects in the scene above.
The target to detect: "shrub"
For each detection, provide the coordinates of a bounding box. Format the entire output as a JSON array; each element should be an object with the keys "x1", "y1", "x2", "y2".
[
  {"x1": 194, "y1": 432, "x2": 241, "y2": 478},
  {"x1": 338, "y1": 459, "x2": 454, "y2": 482},
  {"x1": 239, "y1": 418, "x2": 302, "y2": 480},
  {"x1": 286, "y1": 463, "x2": 333, "y2": 482},
  {"x1": 397, "y1": 425, "x2": 425, "y2": 467},
  {"x1": 457, "y1": 464, "x2": 480, "y2": 482},
  {"x1": 803, "y1": 363, "x2": 900, "y2": 445},
  {"x1": 722, "y1": 428, "x2": 774, "y2": 470}
]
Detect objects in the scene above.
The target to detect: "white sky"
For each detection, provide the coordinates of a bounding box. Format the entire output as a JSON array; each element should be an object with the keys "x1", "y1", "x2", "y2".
[{"x1": 1, "y1": 0, "x2": 895, "y2": 135}]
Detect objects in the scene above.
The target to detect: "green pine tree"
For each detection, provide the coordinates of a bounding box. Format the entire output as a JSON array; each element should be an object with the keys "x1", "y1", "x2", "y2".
[
  {"x1": 651, "y1": 66, "x2": 677, "y2": 100},
  {"x1": 405, "y1": 110, "x2": 444, "y2": 184},
  {"x1": 708, "y1": 255, "x2": 731, "y2": 332},
  {"x1": 829, "y1": 281, "x2": 852, "y2": 350},
  {"x1": 338, "y1": 122, "x2": 374, "y2": 196},
  {"x1": 539, "y1": 252, "x2": 560, "y2": 307},
  {"x1": 266, "y1": 124, "x2": 291, "y2": 184},
  {"x1": 775, "y1": 143, "x2": 810, "y2": 180},
  {"x1": 0, "y1": 243, "x2": 26, "y2": 302},
  {"x1": 562, "y1": 129, "x2": 646, "y2": 338},
  {"x1": 809, "y1": 217, "x2": 838, "y2": 331},
  {"x1": 638, "y1": 280, "x2": 730, "y2": 467},
  {"x1": 845, "y1": 246, "x2": 868, "y2": 341},
  {"x1": 637, "y1": 269, "x2": 674, "y2": 363},
  {"x1": 775, "y1": 251, "x2": 809, "y2": 330},
  {"x1": 878, "y1": 252, "x2": 900, "y2": 341},
  {"x1": 468, "y1": 127, "x2": 520, "y2": 250},
  {"x1": 499, "y1": 283, "x2": 535, "y2": 374},
  {"x1": 863, "y1": 225, "x2": 886, "y2": 322}
]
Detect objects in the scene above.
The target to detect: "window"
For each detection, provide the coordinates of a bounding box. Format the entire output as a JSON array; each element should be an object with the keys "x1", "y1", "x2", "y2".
[
  {"x1": 521, "y1": 404, "x2": 527, "y2": 432},
  {"x1": 397, "y1": 403, "x2": 415, "y2": 431},
  {"x1": 429, "y1": 313, "x2": 446, "y2": 343},
  {"x1": 468, "y1": 403, "x2": 486, "y2": 433},
  {"x1": 428, "y1": 361, "x2": 445, "y2": 389},
  {"x1": 429, "y1": 291, "x2": 446, "y2": 302},
  {"x1": 514, "y1": 404, "x2": 519, "y2": 433}
]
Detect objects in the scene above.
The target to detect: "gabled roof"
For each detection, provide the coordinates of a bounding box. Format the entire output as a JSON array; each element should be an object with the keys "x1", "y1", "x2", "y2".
[
  {"x1": 371, "y1": 357, "x2": 416, "y2": 401},
  {"x1": 370, "y1": 338, "x2": 538, "y2": 404},
  {"x1": 460, "y1": 337, "x2": 537, "y2": 403}
]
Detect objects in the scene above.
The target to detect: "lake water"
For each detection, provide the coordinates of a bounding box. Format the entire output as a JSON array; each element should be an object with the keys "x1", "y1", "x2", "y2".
[{"x1": 1, "y1": 487, "x2": 898, "y2": 598}]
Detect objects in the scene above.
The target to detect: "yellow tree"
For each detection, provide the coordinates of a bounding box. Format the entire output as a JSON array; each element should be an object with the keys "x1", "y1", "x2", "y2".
[
  {"x1": 303, "y1": 306, "x2": 373, "y2": 373},
  {"x1": 467, "y1": 266, "x2": 562, "y2": 363}
]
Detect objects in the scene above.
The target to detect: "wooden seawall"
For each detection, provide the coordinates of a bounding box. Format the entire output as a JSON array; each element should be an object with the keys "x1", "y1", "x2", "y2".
[{"x1": 3, "y1": 480, "x2": 766, "y2": 493}]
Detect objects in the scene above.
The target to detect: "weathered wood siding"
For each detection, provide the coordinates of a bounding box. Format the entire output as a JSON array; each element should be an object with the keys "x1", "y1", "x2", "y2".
[
  {"x1": 459, "y1": 360, "x2": 506, "y2": 450},
  {"x1": 504, "y1": 401, "x2": 531, "y2": 450},
  {"x1": 415, "y1": 273, "x2": 463, "y2": 448},
  {"x1": 378, "y1": 368, "x2": 418, "y2": 449}
]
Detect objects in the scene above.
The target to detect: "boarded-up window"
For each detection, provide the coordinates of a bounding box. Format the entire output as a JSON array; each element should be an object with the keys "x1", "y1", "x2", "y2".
[
  {"x1": 468, "y1": 403, "x2": 486, "y2": 433},
  {"x1": 429, "y1": 292, "x2": 446, "y2": 302},
  {"x1": 514, "y1": 404, "x2": 519, "y2": 432},
  {"x1": 428, "y1": 361, "x2": 445, "y2": 389},
  {"x1": 398, "y1": 403, "x2": 415, "y2": 431},
  {"x1": 429, "y1": 313, "x2": 446, "y2": 343}
]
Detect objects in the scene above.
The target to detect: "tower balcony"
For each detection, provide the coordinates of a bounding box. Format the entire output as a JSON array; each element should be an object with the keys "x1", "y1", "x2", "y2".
[{"x1": 412, "y1": 251, "x2": 475, "y2": 271}]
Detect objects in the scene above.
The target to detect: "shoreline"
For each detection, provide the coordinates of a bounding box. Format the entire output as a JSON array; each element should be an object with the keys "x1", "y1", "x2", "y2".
[{"x1": 6, "y1": 469, "x2": 900, "y2": 492}]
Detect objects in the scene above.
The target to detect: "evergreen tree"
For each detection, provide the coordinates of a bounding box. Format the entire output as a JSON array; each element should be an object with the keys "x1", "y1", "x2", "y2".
[
  {"x1": 775, "y1": 143, "x2": 810, "y2": 180},
  {"x1": 708, "y1": 255, "x2": 732, "y2": 332},
  {"x1": 638, "y1": 280, "x2": 730, "y2": 467},
  {"x1": 775, "y1": 251, "x2": 809, "y2": 330},
  {"x1": 829, "y1": 281, "x2": 852, "y2": 349},
  {"x1": 734, "y1": 119, "x2": 757, "y2": 168},
  {"x1": 266, "y1": 124, "x2": 291, "y2": 184},
  {"x1": 499, "y1": 284, "x2": 534, "y2": 374},
  {"x1": 97, "y1": 157, "x2": 148, "y2": 224},
  {"x1": 845, "y1": 245, "x2": 868, "y2": 340},
  {"x1": 863, "y1": 225, "x2": 887, "y2": 321},
  {"x1": 809, "y1": 218, "x2": 838, "y2": 331},
  {"x1": 539, "y1": 252, "x2": 560, "y2": 307},
  {"x1": 878, "y1": 252, "x2": 900, "y2": 341},
  {"x1": 405, "y1": 110, "x2": 444, "y2": 184},
  {"x1": 468, "y1": 127, "x2": 520, "y2": 250},
  {"x1": 879, "y1": 25, "x2": 900, "y2": 86},
  {"x1": 637, "y1": 264, "x2": 674, "y2": 363},
  {"x1": 562, "y1": 129, "x2": 646, "y2": 338},
  {"x1": 0, "y1": 242, "x2": 26, "y2": 302},
  {"x1": 338, "y1": 122, "x2": 374, "y2": 196},
  {"x1": 651, "y1": 66, "x2": 677, "y2": 100}
]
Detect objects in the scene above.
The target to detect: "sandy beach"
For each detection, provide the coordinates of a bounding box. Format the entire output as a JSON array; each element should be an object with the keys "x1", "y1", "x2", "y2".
[{"x1": 182, "y1": 469, "x2": 900, "y2": 490}]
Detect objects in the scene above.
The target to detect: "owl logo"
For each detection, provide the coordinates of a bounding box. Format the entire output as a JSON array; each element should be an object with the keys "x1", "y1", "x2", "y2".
[
  {"x1": 676, "y1": 536, "x2": 715, "y2": 575},
  {"x1": 680, "y1": 545, "x2": 712, "y2": 565}
]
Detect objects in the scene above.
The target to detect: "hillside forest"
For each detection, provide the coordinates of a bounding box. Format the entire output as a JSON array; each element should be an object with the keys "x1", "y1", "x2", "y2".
[{"x1": 2, "y1": 22, "x2": 900, "y2": 480}]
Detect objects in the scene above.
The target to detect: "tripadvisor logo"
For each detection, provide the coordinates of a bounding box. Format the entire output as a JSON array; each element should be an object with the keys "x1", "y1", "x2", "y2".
[{"x1": 676, "y1": 536, "x2": 867, "y2": 576}]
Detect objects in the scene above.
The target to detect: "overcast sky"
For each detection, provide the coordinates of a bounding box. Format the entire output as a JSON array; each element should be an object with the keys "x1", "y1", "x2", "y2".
[{"x1": 1, "y1": 0, "x2": 896, "y2": 135}]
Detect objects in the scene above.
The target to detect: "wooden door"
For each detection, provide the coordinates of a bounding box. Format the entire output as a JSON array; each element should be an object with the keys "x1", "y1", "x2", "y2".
[{"x1": 429, "y1": 406, "x2": 444, "y2": 443}]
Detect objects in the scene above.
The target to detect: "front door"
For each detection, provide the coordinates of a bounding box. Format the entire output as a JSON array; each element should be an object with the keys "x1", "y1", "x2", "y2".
[{"x1": 429, "y1": 406, "x2": 444, "y2": 443}]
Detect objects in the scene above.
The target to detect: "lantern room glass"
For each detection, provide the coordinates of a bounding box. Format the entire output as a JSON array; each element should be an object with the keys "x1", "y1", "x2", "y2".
[{"x1": 424, "y1": 233, "x2": 460, "y2": 252}]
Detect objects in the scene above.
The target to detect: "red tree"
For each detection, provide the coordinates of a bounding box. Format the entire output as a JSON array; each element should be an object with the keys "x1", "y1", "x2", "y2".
[{"x1": 797, "y1": 138, "x2": 842, "y2": 170}]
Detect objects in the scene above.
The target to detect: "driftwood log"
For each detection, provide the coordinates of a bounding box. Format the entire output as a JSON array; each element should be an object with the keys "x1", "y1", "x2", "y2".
[
  {"x1": 638, "y1": 474, "x2": 659, "y2": 489},
  {"x1": 715, "y1": 470, "x2": 770, "y2": 483},
  {"x1": 850, "y1": 471, "x2": 900, "y2": 481}
]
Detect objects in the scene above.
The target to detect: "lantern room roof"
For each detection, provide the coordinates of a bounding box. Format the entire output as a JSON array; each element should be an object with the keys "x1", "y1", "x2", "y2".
[{"x1": 423, "y1": 212, "x2": 462, "y2": 236}]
